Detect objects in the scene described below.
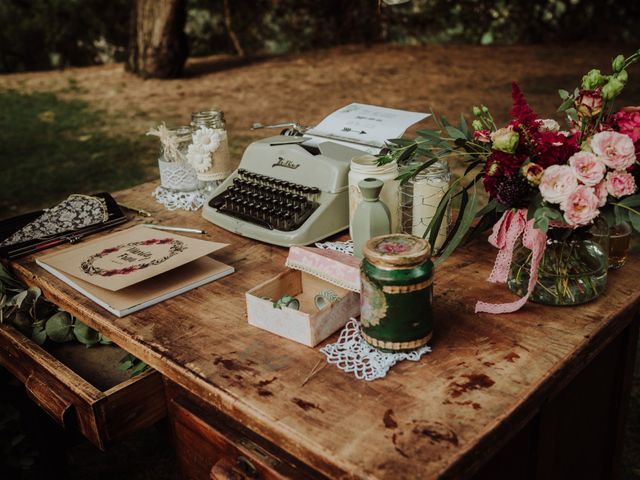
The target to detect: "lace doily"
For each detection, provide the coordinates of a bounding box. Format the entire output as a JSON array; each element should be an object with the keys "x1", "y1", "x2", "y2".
[
  {"x1": 158, "y1": 159, "x2": 202, "y2": 191},
  {"x1": 315, "y1": 239, "x2": 354, "y2": 256},
  {"x1": 152, "y1": 186, "x2": 207, "y2": 211},
  {"x1": 320, "y1": 319, "x2": 432, "y2": 381}
]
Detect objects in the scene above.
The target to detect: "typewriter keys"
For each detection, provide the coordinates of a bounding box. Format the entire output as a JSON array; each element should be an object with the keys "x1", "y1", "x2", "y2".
[{"x1": 209, "y1": 172, "x2": 319, "y2": 231}]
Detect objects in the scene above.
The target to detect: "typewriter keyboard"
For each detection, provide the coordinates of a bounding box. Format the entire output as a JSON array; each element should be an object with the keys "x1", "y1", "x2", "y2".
[{"x1": 208, "y1": 169, "x2": 321, "y2": 231}]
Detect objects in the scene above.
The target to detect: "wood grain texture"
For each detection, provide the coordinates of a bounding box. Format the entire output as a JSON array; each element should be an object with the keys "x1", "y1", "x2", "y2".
[{"x1": 7, "y1": 181, "x2": 640, "y2": 479}]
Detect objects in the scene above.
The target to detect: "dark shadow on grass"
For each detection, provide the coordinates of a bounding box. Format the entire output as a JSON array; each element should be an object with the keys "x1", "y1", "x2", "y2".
[{"x1": 182, "y1": 54, "x2": 272, "y2": 78}]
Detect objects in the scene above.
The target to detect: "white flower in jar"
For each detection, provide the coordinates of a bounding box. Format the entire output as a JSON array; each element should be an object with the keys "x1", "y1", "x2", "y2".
[
  {"x1": 192, "y1": 127, "x2": 221, "y2": 153},
  {"x1": 186, "y1": 143, "x2": 212, "y2": 173}
]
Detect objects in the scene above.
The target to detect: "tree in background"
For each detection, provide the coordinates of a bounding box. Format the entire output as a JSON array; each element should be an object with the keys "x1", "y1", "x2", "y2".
[{"x1": 126, "y1": 0, "x2": 189, "y2": 78}]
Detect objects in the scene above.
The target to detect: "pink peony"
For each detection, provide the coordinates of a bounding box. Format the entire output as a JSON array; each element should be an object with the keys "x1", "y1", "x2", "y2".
[
  {"x1": 539, "y1": 165, "x2": 578, "y2": 204},
  {"x1": 593, "y1": 181, "x2": 608, "y2": 207},
  {"x1": 561, "y1": 186, "x2": 600, "y2": 226},
  {"x1": 591, "y1": 131, "x2": 636, "y2": 170},
  {"x1": 605, "y1": 170, "x2": 637, "y2": 198},
  {"x1": 569, "y1": 151, "x2": 605, "y2": 186},
  {"x1": 612, "y1": 108, "x2": 640, "y2": 143}
]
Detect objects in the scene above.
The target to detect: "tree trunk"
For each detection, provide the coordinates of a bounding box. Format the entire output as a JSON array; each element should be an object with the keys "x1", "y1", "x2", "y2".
[{"x1": 126, "y1": 0, "x2": 188, "y2": 78}]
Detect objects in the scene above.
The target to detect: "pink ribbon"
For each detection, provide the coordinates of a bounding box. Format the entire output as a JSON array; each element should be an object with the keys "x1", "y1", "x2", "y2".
[{"x1": 475, "y1": 209, "x2": 547, "y2": 314}]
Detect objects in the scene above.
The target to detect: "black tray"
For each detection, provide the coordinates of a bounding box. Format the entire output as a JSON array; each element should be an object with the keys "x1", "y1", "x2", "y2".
[{"x1": 0, "y1": 193, "x2": 128, "y2": 259}]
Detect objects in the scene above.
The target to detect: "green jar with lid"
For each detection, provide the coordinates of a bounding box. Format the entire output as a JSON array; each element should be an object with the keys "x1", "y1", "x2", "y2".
[{"x1": 360, "y1": 234, "x2": 434, "y2": 352}]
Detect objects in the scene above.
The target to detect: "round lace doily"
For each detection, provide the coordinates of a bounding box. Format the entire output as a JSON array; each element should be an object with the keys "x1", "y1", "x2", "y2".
[
  {"x1": 320, "y1": 319, "x2": 431, "y2": 381},
  {"x1": 152, "y1": 186, "x2": 207, "y2": 211}
]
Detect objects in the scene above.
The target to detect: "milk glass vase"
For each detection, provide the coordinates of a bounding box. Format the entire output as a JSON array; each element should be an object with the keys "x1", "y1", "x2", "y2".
[{"x1": 506, "y1": 219, "x2": 609, "y2": 306}]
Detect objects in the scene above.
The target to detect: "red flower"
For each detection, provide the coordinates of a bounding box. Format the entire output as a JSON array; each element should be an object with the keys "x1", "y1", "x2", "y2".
[
  {"x1": 509, "y1": 82, "x2": 540, "y2": 135},
  {"x1": 533, "y1": 131, "x2": 580, "y2": 168}
]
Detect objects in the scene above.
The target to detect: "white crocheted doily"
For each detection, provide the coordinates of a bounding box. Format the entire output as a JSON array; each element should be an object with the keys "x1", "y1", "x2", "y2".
[
  {"x1": 320, "y1": 319, "x2": 431, "y2": 381},
  {"x1": 152, "y1": 186, "x2": 208, "y2": 211}
]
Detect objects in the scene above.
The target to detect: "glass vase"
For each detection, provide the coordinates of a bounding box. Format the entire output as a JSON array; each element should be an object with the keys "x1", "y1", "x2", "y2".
[{"x1": 506, "y1": 219, "x2": 609, "y2": 306}]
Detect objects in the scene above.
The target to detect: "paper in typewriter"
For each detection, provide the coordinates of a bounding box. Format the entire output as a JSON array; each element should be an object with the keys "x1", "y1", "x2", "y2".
[
  {"x1": 37, "y1": 225, "x2": 228, "y2": 291},
  {"x1": 304, "y1": 103, "x2": 429, "y2": 153}
]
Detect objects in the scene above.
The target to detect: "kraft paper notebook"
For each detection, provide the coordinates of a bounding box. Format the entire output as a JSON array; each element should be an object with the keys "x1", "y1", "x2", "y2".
[{"x1": 36, "y1": 225, "x2": 234, "y2": 317}]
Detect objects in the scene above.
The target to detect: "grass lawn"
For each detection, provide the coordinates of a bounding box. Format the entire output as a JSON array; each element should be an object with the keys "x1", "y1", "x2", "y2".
[{"x1": 0, "y1": 90, "x2": 157, "y2": 219}]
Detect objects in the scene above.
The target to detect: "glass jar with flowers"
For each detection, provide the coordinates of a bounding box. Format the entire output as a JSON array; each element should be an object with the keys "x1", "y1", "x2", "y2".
[{"x1": 378, "y1": 49, "x2": 640, "y2": 312}]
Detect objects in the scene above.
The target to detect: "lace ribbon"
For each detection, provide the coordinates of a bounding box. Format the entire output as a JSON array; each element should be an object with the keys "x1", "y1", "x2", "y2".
[
  {"x1": 151, "y1": 186, "x2": 208, "y2": 211},
  {"x1": 475, "y1": 209, "x2": 547, "y2": 314}
]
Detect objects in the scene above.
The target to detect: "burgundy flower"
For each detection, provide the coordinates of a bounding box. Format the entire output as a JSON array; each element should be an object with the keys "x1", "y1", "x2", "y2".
[
  {"x1": 509, "y1": 82, "x2": 540, "y2": 135},
  {"x1": 533, "y1": 131, "x2": 579, "y2": 168}
]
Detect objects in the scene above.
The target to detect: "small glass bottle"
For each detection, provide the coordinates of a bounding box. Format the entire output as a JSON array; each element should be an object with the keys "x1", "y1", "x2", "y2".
[
  {"x1": 348, "y1": 154, "x2": 401, "y2": 236},
  {"x1": 190, "y1": 110, "x2": 233, "y2": 192},
  {"x1": 400, "y1": 160, "x2": 451, "y2": 252}
]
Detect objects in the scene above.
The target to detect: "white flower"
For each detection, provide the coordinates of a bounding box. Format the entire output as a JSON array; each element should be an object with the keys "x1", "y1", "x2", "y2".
[
  {"x1": 192, "y1": 127, "x2": 221, "y2": 153},
  {"x1": 539, "y1": 119, "x2": 560, "y2": 132},
  {"x1": 186, "y1": 143, "x2": 212, "y2": 173}
]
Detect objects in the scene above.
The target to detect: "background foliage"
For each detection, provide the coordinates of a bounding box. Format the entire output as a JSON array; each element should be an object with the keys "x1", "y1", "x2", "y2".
[{"x1": 1, "y1": 0, "x2": 639, "y2": 73}]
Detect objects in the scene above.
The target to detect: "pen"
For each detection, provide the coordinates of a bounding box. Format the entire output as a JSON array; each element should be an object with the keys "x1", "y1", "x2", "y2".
[{"x1": 142, "y1": 224, "x2": 206, "y2": 234}]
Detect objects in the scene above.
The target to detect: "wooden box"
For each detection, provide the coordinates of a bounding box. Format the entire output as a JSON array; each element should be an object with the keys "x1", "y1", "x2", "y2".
[
  {"x1": 246, "y1": 246, "x2": 360, "y2": 347},
  {"x1": 0, "y1": 323, "x2": 166, "y2": 450}
]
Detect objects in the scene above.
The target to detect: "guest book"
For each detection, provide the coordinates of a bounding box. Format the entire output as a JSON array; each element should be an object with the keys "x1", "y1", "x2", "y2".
[{"x1": 36, "y1": 225, "x2": 233, "y2": 317}]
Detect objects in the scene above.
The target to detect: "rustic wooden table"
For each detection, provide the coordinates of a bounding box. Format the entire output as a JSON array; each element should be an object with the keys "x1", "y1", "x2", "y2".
[{"x1": 5, "y1": 181, "x2": 639, "y2": 479}]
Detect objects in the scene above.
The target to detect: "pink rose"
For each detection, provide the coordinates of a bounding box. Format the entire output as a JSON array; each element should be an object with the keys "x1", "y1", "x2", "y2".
[
  {"x1": 539, "y1": 165, "x2": 578, "y2": 204},
  {"x1": 568, "y1": 151, "x2": 605, "y2": 186},
  {"x1": 591, "y1": 131, "x2": 636, "y2": 170},
  {"x1": 605, "y1": 170, "x2": 637, "y2": 198},
  {"x1": 561, "y1": 186, "x2": 600, "y2": 226},
  {"x1": 593, "y1": 181, "x2": 608, "y2": 207},
  {"x1": 575, "y1": 89, "x2": 603, "y2": 118}
]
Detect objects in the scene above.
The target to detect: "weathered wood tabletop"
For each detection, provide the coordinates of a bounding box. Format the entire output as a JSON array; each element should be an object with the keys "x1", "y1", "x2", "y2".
[{"x1": 9, "y1": 182, "x2": 640, "y2": 479}]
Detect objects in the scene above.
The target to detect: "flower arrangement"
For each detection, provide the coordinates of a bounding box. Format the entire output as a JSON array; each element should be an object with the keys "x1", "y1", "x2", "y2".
[{"x1": 380, "y1": 50, "x2": 640, "y2": 310}]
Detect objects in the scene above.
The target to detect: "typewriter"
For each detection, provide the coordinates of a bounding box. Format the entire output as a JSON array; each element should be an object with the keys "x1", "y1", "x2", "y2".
[{"x1": 202, "y1": 135, "x2": 364, "y2": 246}]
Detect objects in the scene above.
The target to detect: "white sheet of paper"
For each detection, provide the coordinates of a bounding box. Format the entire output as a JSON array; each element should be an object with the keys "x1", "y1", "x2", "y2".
[{"x1": 304, "y1": 103, "x2": 429, "y2": 152}]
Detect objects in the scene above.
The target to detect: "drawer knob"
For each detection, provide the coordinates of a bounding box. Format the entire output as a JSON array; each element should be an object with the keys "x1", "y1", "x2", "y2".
[
  {"x1": 25, "y1": 373, "x2": 73, "y2": 426},
  {"x1": 210, "y1": 455, "x2": 259, "y2": 479}
]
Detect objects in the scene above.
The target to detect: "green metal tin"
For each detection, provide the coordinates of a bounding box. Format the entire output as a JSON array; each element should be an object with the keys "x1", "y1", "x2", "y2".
[{"x1": 360, "y1": 234, "x2": 434, "y2": 352}]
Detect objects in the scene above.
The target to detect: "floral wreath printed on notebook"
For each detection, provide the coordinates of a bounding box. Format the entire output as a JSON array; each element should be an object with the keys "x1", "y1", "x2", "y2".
[{"x1": 81, "y1": 238, "x2": 187, "y2": 277}]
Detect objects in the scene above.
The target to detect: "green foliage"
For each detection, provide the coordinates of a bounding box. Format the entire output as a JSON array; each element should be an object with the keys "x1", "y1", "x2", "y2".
[
  {"x1": 0, "y1": 0, "x2": 129, "y2": 73},
  {"x1": 0, "y1": 90, "x2": 156, "y2": 218},
  {"x1": 118, "y1": 353, "x2": 149, "y2": 377}
]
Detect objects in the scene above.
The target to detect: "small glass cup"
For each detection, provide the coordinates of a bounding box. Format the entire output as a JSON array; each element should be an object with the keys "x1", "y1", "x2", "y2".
[{"x1": 608, "y1": 222, "x2": 632, "y2": 269}]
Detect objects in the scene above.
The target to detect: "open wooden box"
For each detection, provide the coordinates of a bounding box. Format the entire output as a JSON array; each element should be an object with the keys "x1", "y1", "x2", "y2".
[{"x1": 246, "y1": 246, "x2": 360, "y2": 347}]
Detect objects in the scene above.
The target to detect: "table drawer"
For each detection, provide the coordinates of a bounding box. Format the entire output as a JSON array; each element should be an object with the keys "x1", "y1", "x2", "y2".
[
  {"x1": 0, "y1": 323, "x2": 166, "y2": 450},
  {"x1": 166, "y1": 382, "x2": 325, "y2": 480}
]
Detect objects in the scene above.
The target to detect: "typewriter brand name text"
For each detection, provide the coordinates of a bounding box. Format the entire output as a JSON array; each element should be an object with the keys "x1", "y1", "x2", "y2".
[{"x1": 272, "y1": 157, "x2": 300, "y2": 169}]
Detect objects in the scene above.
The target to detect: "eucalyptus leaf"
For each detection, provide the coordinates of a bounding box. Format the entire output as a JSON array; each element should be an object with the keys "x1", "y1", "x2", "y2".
[
  {"x1": 614, "y1": 204, "x2": 629, "y2": 226},
  {"x1": 45, "y1": 311, "x2": 75, "y2": 343},
  {"x1": 565, "y1": 108, "x2": 579, "y2": 122},
  {"x1": 435, "y1": 189, "x2": 478, "y2": 267},
  {"x1": 629, "y1": 209, "x2": 640, "y2": 232},
  {"x1": 459, "y1": 113, "x2": 469, "y2": 137},
  {"x1": 620, "y1": 194, "x2": 640, "y2": 208},
  {"x1": 557, "y1": 97, "x2": 574, "y2": 112},
  {"x1": 445, "y1": 125, "x2": 466, "y2": 140},
  {"x1": 415, "y1": 129, "x2": 442, "y2": 139},
  {"x1": 99, "y1": 334, "x2": 113, "y2": 345},
  {"x1": 130, "y1": 361, "x2": 149, "y2": 377},
  {"x1": 558, "y1": 89, "x2": 570, "y2": 100},
  {"x1": 31, "y1": 320, "x2": 47, "y2": 346},
  {"x1": 73, "y1": 321, "x2": 100, "y2": 346}
]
